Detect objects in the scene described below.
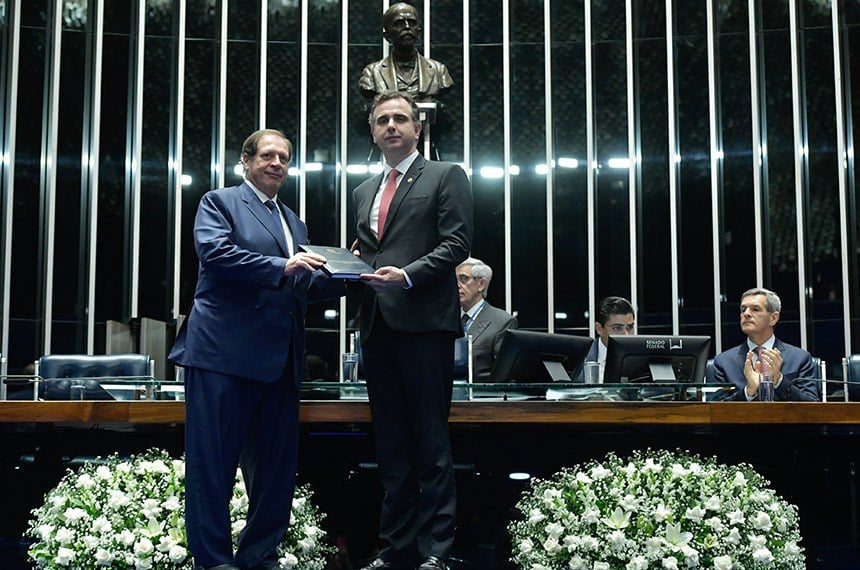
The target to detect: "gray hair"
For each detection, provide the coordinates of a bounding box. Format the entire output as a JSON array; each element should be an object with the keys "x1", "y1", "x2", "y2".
[
  {"x1": 459, "y1": 257, "x2": 492, "y2": 298},
  {"x1": 741, "y1": 287, "x2": 781, "y2": 313}
]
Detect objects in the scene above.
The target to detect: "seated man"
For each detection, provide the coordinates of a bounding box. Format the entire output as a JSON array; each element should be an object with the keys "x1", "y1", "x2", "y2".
[
  {"x1": 576, "y1": 296, "x2": 636, "y2": 383},
  {"x1": 457, "y1": 258, "x2": 517, "y2": 381},
  {"x1": 712, "y1": 287, "x2": 819, "y2": 401}
]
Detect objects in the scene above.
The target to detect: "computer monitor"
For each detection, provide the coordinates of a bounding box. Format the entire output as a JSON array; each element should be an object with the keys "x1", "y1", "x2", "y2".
[
  {"x1": 603, "y1": 335, "x2": 711, "y2": 383},
  {"x1": 489, "y1": 330, "x2": 592, "y2": 383}
]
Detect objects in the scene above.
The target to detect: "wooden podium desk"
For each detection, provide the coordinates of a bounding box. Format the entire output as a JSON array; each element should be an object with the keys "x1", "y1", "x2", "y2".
[{"x1": 0, "y1": 400, "x2": 858, "y2": 425}]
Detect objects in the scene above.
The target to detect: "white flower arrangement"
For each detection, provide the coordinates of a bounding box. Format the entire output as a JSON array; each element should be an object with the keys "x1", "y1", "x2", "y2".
[
  {"x1": 508, "y1": 449, "x2": 805, "y2": 569},
  {"x1": 26, "y1": 449, "x2": 333, "y2": 569}
]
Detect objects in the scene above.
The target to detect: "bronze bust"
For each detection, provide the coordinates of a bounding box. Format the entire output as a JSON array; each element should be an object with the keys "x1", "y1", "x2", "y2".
[{"x1": 358, "y1": 3, "x2": 453, "y2": 103}]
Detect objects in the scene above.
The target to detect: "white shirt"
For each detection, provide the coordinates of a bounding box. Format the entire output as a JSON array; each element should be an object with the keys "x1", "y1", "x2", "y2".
[
  {"x1": 744, "y1": 335, "x2": 778, "y2": 400},
  {"x1": 371, "y1": 150, "x2": 420, "y2": 238},
  {"x1": 246, "y1": 180, "x2": 294, "y2": 256},
  {"x1": 597, "y1": 339, "x2": 608, "y2": 382}
]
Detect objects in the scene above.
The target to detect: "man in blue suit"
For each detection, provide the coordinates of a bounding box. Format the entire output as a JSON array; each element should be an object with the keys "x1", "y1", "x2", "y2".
[
  {"x1": 575, "y1": 296, "x2": 636, "y2": 383},
  {"x1": 169, "y1": 129, "x2": 344, "y2": 570},
  {"x1": 353, "y1": 92, "x2": 472, "y2": 570},
  {"x1": 712, "y1": 287, "x2": 819, "y2": 401}
]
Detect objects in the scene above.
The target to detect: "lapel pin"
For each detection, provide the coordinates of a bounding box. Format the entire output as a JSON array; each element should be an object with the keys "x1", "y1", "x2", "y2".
[{"x1": 407, "y1": 177, "x2": 413, "y2": 183}]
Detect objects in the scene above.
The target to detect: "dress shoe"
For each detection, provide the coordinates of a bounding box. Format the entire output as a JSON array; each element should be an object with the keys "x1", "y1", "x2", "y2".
[
  {"x1": 358, "y1": 558, "x2": 405, "y2": 570},
  {"x1": 418, "y1": 556, "x2": 450, "y2": 570}
]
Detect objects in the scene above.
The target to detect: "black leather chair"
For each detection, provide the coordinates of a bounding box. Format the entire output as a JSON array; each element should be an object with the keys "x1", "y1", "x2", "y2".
[
  {"x1": 842, "y1": 354, "x2": 860, "y2": 402},
  {"x1": 36, "y1": 354, "x2": 154, "y2": 401}
]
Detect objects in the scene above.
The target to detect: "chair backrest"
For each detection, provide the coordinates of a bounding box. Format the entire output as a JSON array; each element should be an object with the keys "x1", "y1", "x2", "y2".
[
  {"x1": 36, "y1": 354, "x2": 153, "y2": 400},
  {"x1": 844, "y1": 354, "x2": 860, "y2": 400},
  {"x1": 705, "y1": 359, "x2": 715, "y2": 383}
]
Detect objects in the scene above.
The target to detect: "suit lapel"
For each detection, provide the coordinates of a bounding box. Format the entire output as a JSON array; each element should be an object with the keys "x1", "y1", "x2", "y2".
[{"x1": 241, "y1": 184, "x2": 290, "y2": 257}]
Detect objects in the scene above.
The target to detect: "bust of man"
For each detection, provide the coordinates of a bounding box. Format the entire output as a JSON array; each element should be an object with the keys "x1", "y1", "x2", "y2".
[{"x1": 358, "y1": 3, "x2": 453, "y2": 103}]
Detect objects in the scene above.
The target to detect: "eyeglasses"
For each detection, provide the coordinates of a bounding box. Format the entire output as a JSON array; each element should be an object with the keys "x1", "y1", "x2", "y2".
[{"x1": 456, "y1": 274, "x2": 475, "y2": 285}]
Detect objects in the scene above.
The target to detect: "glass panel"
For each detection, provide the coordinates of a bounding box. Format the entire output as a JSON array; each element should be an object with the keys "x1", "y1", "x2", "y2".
[
  {"x1": 848, "y1": 12, "x2": 860, "y2": 353},
  {"x1": 510, "y1": 0, "x2": 547, "y2": 330},
  {"x1": 550, "y1": 0, "x2": 588, "y2": 335},
  {"x1": 137, "y1": 33, "x2": 173, "y2": 320},
  {"x1": 228, "y1": 0, "x2": 256, "y2": 41},
  {"x1": 636, "y1": 8, "x2": 672, "y2": 333},
  {"x1": 761, "y1": 8, "x2": 803, "y2": 345},
  {"x1": 95, "y1": 33, "x2": 131, "y2": 335},
  {"x1": 187, "y1": 0, "x2": 217, "y2": 40},
  {"x1": 225, "y1": 39, "x2": 258, "y2": 186},
  {"x1": 717, "y1": 15, "x2": 755, "y2": 348},
  {"x1": 8, "y1": 26, "x2": 46, "y2": 372},
  {"x1": 51, "y1": 26, "x2": 87, "y2": 353},
  {"x1": 593, "y1": 41, "x2": 631, "y2": 300},
  {"x1": 303, "y1": 0, "x2": 343, "y2": 381},
  {"x1": 469, "y1": 0, "x2": 505, "y2": 316},
  {"x1": 675, "y1": 15, "x2": 716, "y2": 341},
  {"x1": 429, "y1": 0, "x2": 463, "y2": 162},
  {"x1": 802, "y1": 1, "x2": 844, "y2": 368}
]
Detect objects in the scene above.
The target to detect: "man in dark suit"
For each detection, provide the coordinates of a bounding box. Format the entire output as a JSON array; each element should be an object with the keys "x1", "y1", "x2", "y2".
[
  {"x1": 575, "y1": 296, "x2": 636, "y2": 383},
  {"x1": 169, "y1": 129, "x2": 343, "y2": 570},
  {"x1": 353, "y1": 91, "x2": 472, "y2": 570},
  {"x1": 712, "y1": 287, "x2": 819, "y2": 401},
  {"x1": 456, "y1": 257, "x2": 517, "y2": 381}
]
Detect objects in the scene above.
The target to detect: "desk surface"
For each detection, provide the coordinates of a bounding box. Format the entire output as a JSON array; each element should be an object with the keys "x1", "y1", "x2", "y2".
[{"x1": 0, "y1": 400, "x2": 857, "y2": 425}]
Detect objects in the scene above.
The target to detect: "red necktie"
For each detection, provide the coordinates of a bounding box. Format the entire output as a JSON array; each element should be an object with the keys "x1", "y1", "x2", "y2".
[
  {"x1": 756, "y1": 346, "x2": 767, "y2": 373},
  {"x1": 377, "y1": 169, "x2": 399, "y2": 238}
]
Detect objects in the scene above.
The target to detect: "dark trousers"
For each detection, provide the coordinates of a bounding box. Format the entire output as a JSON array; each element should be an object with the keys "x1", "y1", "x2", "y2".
[
  {"x1": 184, "y1": 366, "x2": 300, "y2": 569},
  {"x1": 362, "y1": 316, "x2": 457, "y2": 564}
]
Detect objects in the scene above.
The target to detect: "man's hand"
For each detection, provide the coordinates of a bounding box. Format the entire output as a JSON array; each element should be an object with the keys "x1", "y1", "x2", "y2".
[
  {"x1": 760, "y1": 347, "x2": 783, "y2": 385},
  {"x1": 284, "y1": 252, "x2": 326, "y2": 276},
  {"x1": 360, "y1": 266, "x2": 406, "y2": 291}
]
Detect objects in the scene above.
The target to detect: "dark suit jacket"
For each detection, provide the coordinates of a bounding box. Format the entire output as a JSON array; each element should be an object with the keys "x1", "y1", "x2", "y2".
[
  {"x1": 169, "y1": 183, "x2": 342, "y2": 384},
  {"x1": 467, "y1": 303, "x2": 517, "y2": 381},
  {"x1": 712, "y1": 338, "x2": 820, "y2": 401},
  {"x1": 353, "y1": 156, "x2": 473, "y2": 338}
]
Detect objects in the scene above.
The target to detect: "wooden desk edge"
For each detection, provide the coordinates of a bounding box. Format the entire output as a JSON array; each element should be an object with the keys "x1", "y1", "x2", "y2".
[{"x1": 0, "y1": 401, "x2": 857, "y2": 425}]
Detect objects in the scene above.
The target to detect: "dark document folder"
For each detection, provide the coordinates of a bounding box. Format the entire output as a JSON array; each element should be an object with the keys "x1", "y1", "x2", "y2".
[{"x1": 299, "y1": 244, "x2": 376, "y2": 279}]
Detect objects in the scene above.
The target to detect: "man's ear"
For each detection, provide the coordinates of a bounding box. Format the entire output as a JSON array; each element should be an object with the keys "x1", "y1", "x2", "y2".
[{"x1": 770, "y1": 310, "x2": 780, "y2": 327}]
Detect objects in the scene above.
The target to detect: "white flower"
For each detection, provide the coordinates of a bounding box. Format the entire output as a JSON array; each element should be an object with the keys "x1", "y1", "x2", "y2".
[
  {"x1": 94, "y1": 548, "x2": 114, "y2": 565},
  {"x1": 519, "y1": 538, "x2": 534, "y2": 554},
  {"x1": 546, "y1": 522, "x2": 565, "y2": 538},
  {"x1": 281, "y1": 552, "x2": 299, "y2": 568},
  {"x1": 752, "y1": 511, "x2": 773, "y2": 531},
  {"x1": 76, "y1": 473, "x2": 95, "y2": 489},
  {"x1": 604, "y1": 507, "x2": 630, "y2": 530},
  {"x1": 752, "y1": 547, "x2": 774, "y2": 564},
  {"x1": 508, "y1": 450, "x2": 805, "y2": 570},
  {"x1": 63, "y1": 507, "x2": 87, "y2": 524},
  {"x1": 28, "y1": 450, "x2": 331, "y2": 570},
  {"x1": 54, "y1": 547, "x2": 75, "y2": 566},
  {"x1": 55, "y1": 527, "x2": 75, "y2": 545},
  {"x1": 168, "y1": 544, "x2": 188, "y2": 563}
]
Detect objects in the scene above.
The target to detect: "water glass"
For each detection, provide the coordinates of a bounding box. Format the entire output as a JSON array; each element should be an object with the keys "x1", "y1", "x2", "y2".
[
  {"x1": 583, "y1": 361, "x2": 601, "y2": 384},
  {"x1": 759, "y1": 373, "x2": 775, "y2": 402},
  {"x1": 69, "y1": 383, "x2": 86, "y2": 400},
  {"x1": 341, "y1": 352, "x2": 359, "y2": 383}
]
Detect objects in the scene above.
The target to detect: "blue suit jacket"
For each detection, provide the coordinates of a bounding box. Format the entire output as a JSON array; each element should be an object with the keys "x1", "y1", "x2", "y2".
[
  {"x1": 169, "y1": 183, "x2": 343, "y2": 384},
  {"x1": 712, "y1": 337, "x2": 819, "y2": 401}
]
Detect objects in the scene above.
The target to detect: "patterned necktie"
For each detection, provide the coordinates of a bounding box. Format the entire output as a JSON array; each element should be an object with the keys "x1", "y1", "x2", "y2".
[
  {"x1": 377, "y1": 169, "x2": 399, "y2": 238},
  {"x1": 755, "y1": 346, "x2": 767, "y2": 373},
  {"x1": 265, "y1": 200, "x2": 286, "y2": 246}
]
